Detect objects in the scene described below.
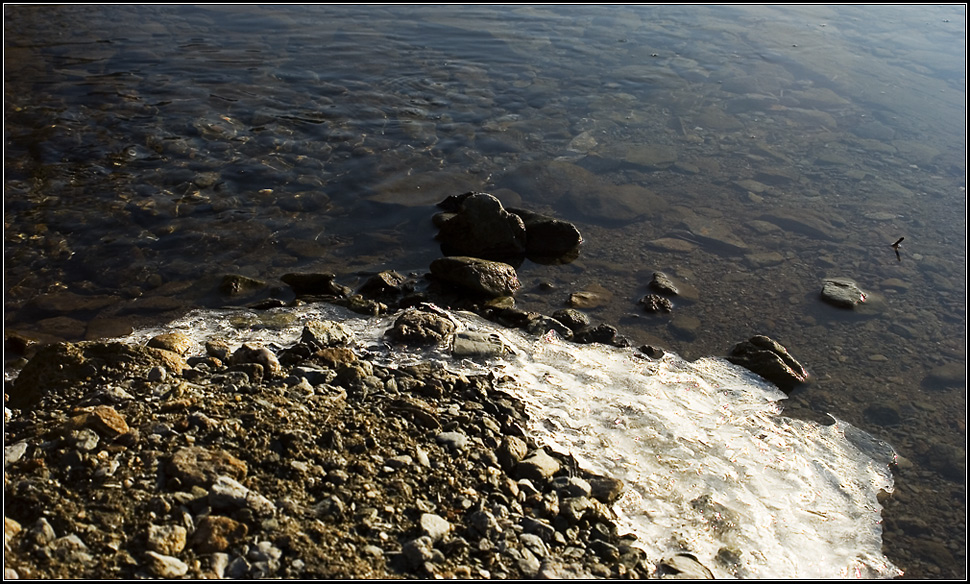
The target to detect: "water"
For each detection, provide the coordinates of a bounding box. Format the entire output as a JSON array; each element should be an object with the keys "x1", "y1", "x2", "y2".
[{"x1": 3, "y1": 5, "x2": 966, "y2": 578}]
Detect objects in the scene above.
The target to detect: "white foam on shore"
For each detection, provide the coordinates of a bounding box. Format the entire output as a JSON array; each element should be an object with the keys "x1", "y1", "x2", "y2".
[{"x1": 123, "y1": 304, "x2": 902, "y2": 579}]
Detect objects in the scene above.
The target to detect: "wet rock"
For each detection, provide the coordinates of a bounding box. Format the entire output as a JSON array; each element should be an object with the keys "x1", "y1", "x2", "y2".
[
  {"x1": 301, "y1": 320, "x2": 355, "y2": 348},
  {"x1": 515, "y1": 449, "x2": 561, "y2": 484},
  {"x1": 436, "y1": 192, "x2": 527, "y2": 259},
  {"x1": 10, "y1": 341, "x2": 187, "y2": 409},
  {"x1": 191, "y1": 515, "x2": 249, "y2": 554},
  {"x1": 656, "y1": 552, "x2": 714, "y2": 579},
  {"x1": 230, "y1": 343, "x2": 282, "y2": 377},
  {"x1": 220, "y1": 274, "x2": 267, "y2": 297},
  {"x1": 430, "y1": 256, "x2": 520, "y2": 297},
  {"x1": 918, "y1": 441, "x2": 965, "y2": 482},
  {"x1": 551, "y1": 308, "x2": 590, "y2": 332},
  {"x1": 387, "y1": 308, "x2": 456, "y2": 346},
  {"x1": 649, "y1": 272, "x2": 680, "y2": 296},
  {"x1": 864, "y1": 404, "x2": 901, "y2": 426},
  {"x1": 820, "y1": 278, "x2": 868, "y2": 308},
  {"x1": 452, "y1": 330, "x2": 510, "y2": 358},
  {"x1": 523, "y1": 315, "x2": 573, "y2": 340},
  {"x1": 357, "y1": 270, "x2": 409, "y2": 301},
  {"x1": 726, "y1": 335, "x2": 810, "y2": 393},
  {"x1": 574, "y1": 324, "x2": 630, "y2": 347},
  {"x1": 281, "y1": 273, "x2": 351, "y2": 297},
  {"x1": 588, "y1": 476, "x2": 625, "y2": 505},
  {"x1": 507, "y1": 207, "x2": 583, "y2": 260},
  {"x1": 496, "y1": 436, "x2": 529, "y2": 471},
  {"x1": 147, "y1": 332, "x2": 194, "y2": 355},
  {"x1": 145, "y1": 551, "x2": 189, "y2": 578},
  {"x1": 552, "y1": 476, "x2": 592, "y2": 499},
  {"x1": 676, "y1": 214, "x2": 748, "y2": 254},
  {"x1": 640, "y1": 294, "x2": 673, "y2": 313},
  {"x1": 166, "y1": 446, "x2": 248, "y2": 489}
]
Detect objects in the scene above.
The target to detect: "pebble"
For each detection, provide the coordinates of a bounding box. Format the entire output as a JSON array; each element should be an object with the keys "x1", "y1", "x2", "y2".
[
  {"x1": 419, "y1": 513, "x2": 452, "y2": 541},
  {"x1": 515, "y1": 449, "x2": 561, "y2": 483},
  {"x1": 5, "y1": 441, "x2": 28, "y2": 467},
  {"x1": 435, "y1": 431, "x2": 468, "y2": 451},
  {"x1": 191, "y1": 515, "x2": 249, "y2": 553},
  {"x1": 147, "y1": 524, "x2": 187, "y2": 555},
  {"x1": 145, "y1": 551, "x2": 189, "y2": 578},
  {"x1": 209, "y1": 475, "x2": 277, "y2": 516}
]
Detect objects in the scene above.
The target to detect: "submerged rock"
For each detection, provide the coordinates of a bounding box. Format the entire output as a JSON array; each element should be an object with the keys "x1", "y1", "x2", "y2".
[
  {"x1": 430, "y1": 256, "x2": 521, "y2": 297},
  {"x1": 725, "y1": 335, "x2": 810, "y2": 393},
  {"x1": 220, "y1": 274, "x2": 267, "y2": 297},
  {"x1": 281, "y1": 273, "x2": 351, "y2": 297}
]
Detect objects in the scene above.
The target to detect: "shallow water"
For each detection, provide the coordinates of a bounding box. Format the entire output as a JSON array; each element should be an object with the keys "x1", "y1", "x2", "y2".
[{"x1": 4, "y1": 5, "x2": 966, "y2": 578}]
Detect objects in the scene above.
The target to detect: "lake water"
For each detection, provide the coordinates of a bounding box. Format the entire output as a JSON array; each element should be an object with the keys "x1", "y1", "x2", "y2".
[{"x1": 3, "y1": 4, "x2": 966, "y2": 578}]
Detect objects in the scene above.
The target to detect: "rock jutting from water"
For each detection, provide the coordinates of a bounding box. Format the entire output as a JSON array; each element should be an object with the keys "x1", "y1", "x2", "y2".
[
  {"x1": 820, "y1": 278, "x2": 868, "y2": 308},
  {"x1": 435, "y1": 192, "x2": 583, "y2": 263},
  {"x1": 725, "y1": 335, "x2": 811, "y2": 393},
  {"x1": 429, "y1": 256, "x2": 521, "y2": 298},
  {"x1": 435, "y1": 192, "x2": 528, "y2": 259}
]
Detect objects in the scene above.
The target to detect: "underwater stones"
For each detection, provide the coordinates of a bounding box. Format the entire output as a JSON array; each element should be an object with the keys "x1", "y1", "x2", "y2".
[
  {"x1": 820, "y1": 278, "x2": 867, "y2": 308},
  {"x1": 436, "y1": 192, "x2": 527, "y2": 259},
  {"x1": 759, "y1": 209, "x2": 840, "y2": 240},
  {"x1": 430, "y1": 256, "x2": 520, "y2": 297},
  {"x1": 219, "y1": 274, "x2": 267, "y2": 297},
  {"x1": 281, "y1": 272, "x2": 351, "y2": 297},
  {"x1": 568, "y1": 183, "x2": 664, "y2": 225},
  {"x1": 726, "y1": 335, "x2": 810, "y2": 393},
  {"x1": 922, "y1": 362, "x2": 965, "y2": 390}
]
